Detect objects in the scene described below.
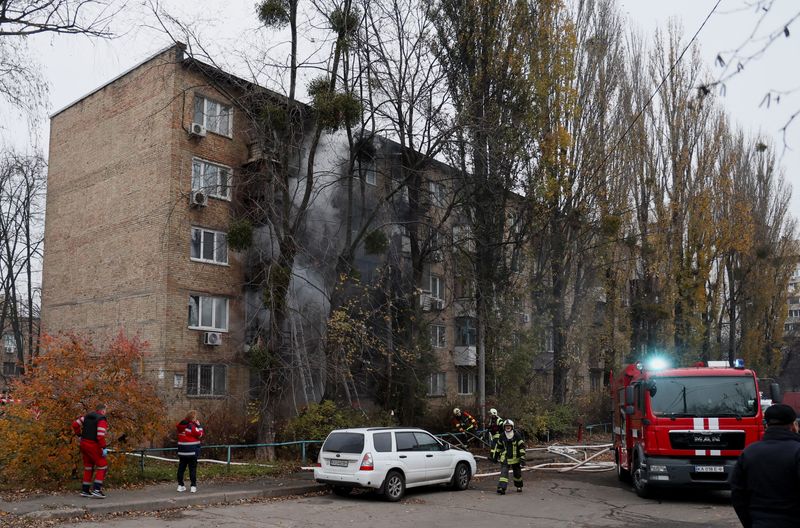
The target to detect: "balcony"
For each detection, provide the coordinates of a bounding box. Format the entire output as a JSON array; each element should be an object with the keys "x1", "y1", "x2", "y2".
[{"x1": 454, "y1": 345, "x2": 477, "y2": 366}]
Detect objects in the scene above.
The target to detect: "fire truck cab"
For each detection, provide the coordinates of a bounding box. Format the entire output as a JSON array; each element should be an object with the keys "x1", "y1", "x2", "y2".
[{"x1": 611, "y1": 359, "x2": 775, "y2": 498}]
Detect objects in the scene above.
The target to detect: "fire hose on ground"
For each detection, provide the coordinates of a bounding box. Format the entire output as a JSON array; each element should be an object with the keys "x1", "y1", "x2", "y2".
[{"x1": 474, "y1": 443, "x2": 615, "y2": 478}]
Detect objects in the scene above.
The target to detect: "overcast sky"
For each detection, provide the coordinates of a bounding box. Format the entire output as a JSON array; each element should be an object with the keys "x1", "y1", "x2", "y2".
[{"x1": 6, "y1": 0, "x2": 800, "y2": 222}]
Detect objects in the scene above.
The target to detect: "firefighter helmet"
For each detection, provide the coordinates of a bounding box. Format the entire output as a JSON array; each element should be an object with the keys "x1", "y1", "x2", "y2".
[
  {"x1": 453, "y1": 408, "x2": 461, "y2": 415},
  {"x1": 489, "y1": 408, "x2": 498, "y2": 416},
  {"x1": 504, "y1": 419, "x2": 514, "y2": 428}
]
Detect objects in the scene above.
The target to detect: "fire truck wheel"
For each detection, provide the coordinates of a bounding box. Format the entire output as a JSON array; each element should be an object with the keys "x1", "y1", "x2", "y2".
[
  {"x1": 615, "y1": 450, "x2": 630, "y2": 483},
  {"x1": 632, "y1": 455, "x2": 651, "y2": 498}
]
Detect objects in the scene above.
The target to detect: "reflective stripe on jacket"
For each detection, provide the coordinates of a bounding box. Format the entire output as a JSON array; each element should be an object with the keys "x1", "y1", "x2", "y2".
[
  {"x1": 177, "y1": 420, "x2": 204, "y2": 457},
  {"x1": 492, "y1": 431, "x2": 526, "y2": 464}
]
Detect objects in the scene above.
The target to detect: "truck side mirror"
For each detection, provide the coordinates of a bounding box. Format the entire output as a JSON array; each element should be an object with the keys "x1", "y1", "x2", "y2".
[
  {"x1": 624, "y1": 405, "x2": 635, "y2": 415},
  {"x1": 770, "y1": 383, "x2": 782, "y2": 404},
  {"x1": 645, "y1": 380, "x2": 657, "y2": 397},
  {"x1": 625, "y1": 386, "x2": 634, "y2": 405}
]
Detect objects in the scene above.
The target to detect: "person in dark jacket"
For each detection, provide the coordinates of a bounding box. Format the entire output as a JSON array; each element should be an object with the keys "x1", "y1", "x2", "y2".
[
  {"x1": 491, "y1": 419, "x2": 526, "y2": 494},
  {"x1": 730, "y1": 403, "x2": 800, "y2": 528},
  {"x1": 487, "y1": 408, "x2": 504, "y2": 447},
  {"x1": 176, "y1": 410, "x2": 204, "y2": 493}
]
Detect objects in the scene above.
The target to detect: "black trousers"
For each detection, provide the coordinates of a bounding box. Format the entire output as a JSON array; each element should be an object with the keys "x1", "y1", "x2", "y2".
[{"x1": 177, "y1": 455, "x2": 198, "y2": 486}]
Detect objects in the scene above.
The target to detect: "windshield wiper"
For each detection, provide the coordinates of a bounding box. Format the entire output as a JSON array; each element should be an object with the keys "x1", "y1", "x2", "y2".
[
  {"x1": 714, "y1": 412, "x2": 744, "y2": 419},
  {"x1": 659, "y1": 412, "x2": 695, "y2": 419}
]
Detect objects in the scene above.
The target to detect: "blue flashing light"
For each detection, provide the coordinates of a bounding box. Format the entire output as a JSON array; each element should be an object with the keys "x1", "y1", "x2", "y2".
[
  {"x1": 645, "y1": 356, "x2": 670, "y2": 371},
  {"x1": 733, "y1": 358, "x2": 745, "y2": 369}
]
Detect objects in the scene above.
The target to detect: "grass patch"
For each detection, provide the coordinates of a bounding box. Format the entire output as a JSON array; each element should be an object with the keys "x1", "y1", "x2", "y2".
[
  {"x1": 0, "y1": 455, "x2": 297, "y2": 493},
  {"x1": 108, "y1": 456, "x2": 290, "y2": 487}
]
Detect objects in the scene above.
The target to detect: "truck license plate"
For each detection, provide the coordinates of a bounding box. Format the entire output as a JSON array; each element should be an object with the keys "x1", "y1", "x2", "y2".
[
  {"x1": 695, "y1": 466, "x2": 724, "y2": 473},
  {"x1": 329, "y1": 459, "x2": 349, "y2": 467}
]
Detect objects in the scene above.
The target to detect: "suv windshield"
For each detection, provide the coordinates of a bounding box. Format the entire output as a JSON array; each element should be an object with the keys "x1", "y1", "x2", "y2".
[
  {"x1": 650, "y1": 375, "x2": 758, "y2": 417},
  {"x1": 322, "y1": 432, "x2": 365, "y2": 453}
]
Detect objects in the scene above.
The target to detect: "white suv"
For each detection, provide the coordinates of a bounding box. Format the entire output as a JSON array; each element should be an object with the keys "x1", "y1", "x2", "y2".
[{"x1": 313, "y1": 427, "x2": 477, "y2": 501}]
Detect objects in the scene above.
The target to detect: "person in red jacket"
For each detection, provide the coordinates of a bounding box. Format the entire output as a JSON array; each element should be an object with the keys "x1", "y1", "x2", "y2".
[
  {"x1": 176, "y1": 410, "x2": 204, "y2": 493},
  {"x1": 71, "y1": 404, "x2": 109, "y2": 498}
]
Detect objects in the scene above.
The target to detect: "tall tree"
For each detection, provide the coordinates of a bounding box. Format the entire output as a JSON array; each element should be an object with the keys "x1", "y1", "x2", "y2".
[{"x1": 431, "y1": 0, "x2": 540, "y2": 421}]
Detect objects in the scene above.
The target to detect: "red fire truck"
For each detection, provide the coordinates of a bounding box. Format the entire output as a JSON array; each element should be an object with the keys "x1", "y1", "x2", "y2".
[{"x1": 611, "y1": 359, "x2": 780, "y2": 497}]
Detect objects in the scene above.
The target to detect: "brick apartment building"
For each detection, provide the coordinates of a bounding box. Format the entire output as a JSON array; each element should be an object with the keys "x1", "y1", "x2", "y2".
[
  {"x1": 42, "y1": 45, "x2": 253, "y2": 420},
  {"x1": 42, "y1": 43, "x2": 539, "y2": 423}
]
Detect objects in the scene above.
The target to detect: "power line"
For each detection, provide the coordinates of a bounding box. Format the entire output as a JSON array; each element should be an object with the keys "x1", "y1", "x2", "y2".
[{"x1": 595, "y1": 0, "x2": 723, "y2": 178}]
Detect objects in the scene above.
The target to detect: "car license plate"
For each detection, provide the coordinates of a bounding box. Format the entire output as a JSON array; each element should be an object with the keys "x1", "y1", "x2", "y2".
[
  {"x1": 329, "y1": 459, "x2": 349, "y2": 467},
  {"x1": 695, "y1": 466, "x2": 724, "y2": 473}
]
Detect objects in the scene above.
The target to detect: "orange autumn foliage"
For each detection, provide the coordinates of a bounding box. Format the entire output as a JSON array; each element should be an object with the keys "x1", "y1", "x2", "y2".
[{"x1": 0, "y1": 332, "x2": 167, "y2": 485}]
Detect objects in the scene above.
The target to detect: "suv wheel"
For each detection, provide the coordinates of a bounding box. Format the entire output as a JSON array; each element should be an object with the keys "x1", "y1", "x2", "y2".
[
  {"x1": 451, "y1": 462, "x2": 471, "y2": 490},
  {"x1": 383, "y1": 470, "x2": 405, "y2": 502}
]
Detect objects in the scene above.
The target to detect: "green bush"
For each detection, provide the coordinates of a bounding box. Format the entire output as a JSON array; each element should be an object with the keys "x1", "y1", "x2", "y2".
[
  {"x1": 280, "y1": 400, "x2": 395, "y2": 442},
  {"x1": 515, "y1": 401, "x2": 579, "y2": 441}
]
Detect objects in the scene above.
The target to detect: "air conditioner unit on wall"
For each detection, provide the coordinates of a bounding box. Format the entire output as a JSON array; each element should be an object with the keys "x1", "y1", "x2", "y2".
[
  {"x1": 420, "y1": 292, "x2": 432, "y2": 311},
  {"x1": 190, "y1": 190, "x2": 208, "y2": 207},
  {"x1": 433, "y1": 299, "x2": 445, "y2": 311},
  {"x1": 189, "y1": 123, "x2": 207, "y2": 137},
  {"x1": 204, "y1": 332, "x2": 222, "y2": 346}
]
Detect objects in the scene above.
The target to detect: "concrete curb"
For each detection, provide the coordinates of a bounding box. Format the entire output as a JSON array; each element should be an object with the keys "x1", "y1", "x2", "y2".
[{"x1": 16, "y1": 483, "x2": 326, "y2": 521}]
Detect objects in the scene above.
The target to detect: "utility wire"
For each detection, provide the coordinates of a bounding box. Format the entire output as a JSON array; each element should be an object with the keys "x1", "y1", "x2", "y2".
[{"x1": 593, "y1": 0, "x2": 723, "y2": 180}]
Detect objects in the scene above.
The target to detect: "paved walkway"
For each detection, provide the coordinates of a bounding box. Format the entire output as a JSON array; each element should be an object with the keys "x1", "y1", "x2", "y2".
[{"x1": 0, "y1": 472, "x2": 325, "y2": 522}]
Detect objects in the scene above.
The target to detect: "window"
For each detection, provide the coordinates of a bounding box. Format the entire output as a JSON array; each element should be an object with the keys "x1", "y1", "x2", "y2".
[
  {"x1": 429, "y1": 181, "x2": 446, "y2": 208},
  {"x1": 428, "y1": 372, "x2": 446, "y2": 396},
  {"x1": 373, "y1": 432, "x2": 392, "y2": 452},
  {"x1": 3, "y1": 334, "x2": 15, "y2": 354},
  {"x1": 790, "y1": 309, "x2": 800, "y2": 318},
  {"x1": 589, "y1": 369, "x2": 603, "y2": 392},
  {"x1": 430, "y1": 324, "x2": 446, "y2": 348},
  {"x1": 186, "y1": 363, "x2": 227, "y2": 396},
  {"x1": 3, "y1": 362, "x2": 19, "y2": 376},
  {"x1": 355, "y1": 159, "x2": 376, "y2": 186},
  {"x1": 188, "y1": 295, "x2": 228, "y2": 331},
  {"x1": 395, "y1": 431, "x2": 417, "y2": 451},
  {"x1": 322, "y1": 432, "x2": 365, "y2": 453},
  {"x1": 452, "y1": 225, "x2": 474, "y2": 252},
  {"x1": 455, "y1": 317, "x2": 476, "y2": 347},
  {"x1": 191, "y1": 227, "x2": 228, "y2": 264},
  {"x1": 192, "y1": 158, "x2": 231, "y2": 200},
  {"x1": 414, "y1": 432, "x2": 441, "y2": 451},
  {"x1": 430, "y1": 275, "x2": 444, "y2": 301},
  {"x1": 193, "y1": 95, "x2": 232, "y2": 136},
  {"x1": 457, "y1": 369, "x2": 476, "y2": 395}
]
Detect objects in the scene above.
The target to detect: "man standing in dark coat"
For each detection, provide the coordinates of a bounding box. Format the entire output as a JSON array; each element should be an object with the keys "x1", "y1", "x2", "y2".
[{"x1": 730, "y1": 403, "x2": 800, "y2": 528}]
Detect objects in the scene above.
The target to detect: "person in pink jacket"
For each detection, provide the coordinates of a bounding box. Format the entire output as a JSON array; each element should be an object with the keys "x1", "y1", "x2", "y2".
[{"x1": 176, "y1": 410, "x2": 204, "y2": 492}]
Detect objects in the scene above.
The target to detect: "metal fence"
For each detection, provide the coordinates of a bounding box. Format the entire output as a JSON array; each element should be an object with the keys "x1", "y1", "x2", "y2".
[{"x1": 119, "y1": 440, "x2": 323, "y2": 474}]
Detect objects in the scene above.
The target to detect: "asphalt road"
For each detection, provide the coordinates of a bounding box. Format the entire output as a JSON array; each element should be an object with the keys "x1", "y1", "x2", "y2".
[{"x1": 64, "y1": 469, "x2": 741, "y2": 527}]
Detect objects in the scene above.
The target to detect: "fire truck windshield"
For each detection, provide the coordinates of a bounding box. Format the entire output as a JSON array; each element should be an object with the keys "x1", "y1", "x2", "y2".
[{"x1": 649, "y1": 376, "x2": 758, "y2": 418}]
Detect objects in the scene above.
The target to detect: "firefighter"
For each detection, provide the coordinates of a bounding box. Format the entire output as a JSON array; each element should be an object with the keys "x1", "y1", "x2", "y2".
[
  {"x1": 487, "y1": 408, "x2": 504, "y2": 447},
  {"x1": 71, "y1": 403, "x2": 109, "y2": 499},
  {"x1": 452, "y1": 407, "x2": 478, "y2": 438},
  {"x1": 730, "y1": 403, "x2": 800, "y2": 528},
  {"x1": 491, "y1": 419, "x2": 526, "y2": 494}
]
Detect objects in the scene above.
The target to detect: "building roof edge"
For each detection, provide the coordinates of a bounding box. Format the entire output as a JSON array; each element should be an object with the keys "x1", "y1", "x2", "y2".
[{"x1": 49, "y1": 42, "x2": 185, "y2": 119}]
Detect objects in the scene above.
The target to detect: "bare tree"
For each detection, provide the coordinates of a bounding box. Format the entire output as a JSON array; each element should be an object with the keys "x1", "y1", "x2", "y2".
[{"x1": 0, "y1": 151, "x2": 45, "y2": 382}]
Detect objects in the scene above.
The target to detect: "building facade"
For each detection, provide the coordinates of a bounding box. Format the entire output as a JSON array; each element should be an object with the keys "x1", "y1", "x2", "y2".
[{"x1": 43, "y1": 44, "x2": 594, "y2": 426}]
